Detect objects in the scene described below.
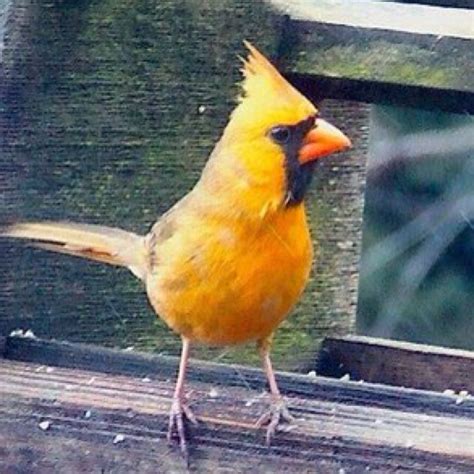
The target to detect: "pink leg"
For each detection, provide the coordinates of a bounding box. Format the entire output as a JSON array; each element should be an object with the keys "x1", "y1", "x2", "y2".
[
  {"x1": 256, "y1": 338, "x2": 294, "y2": 445},
  {"x1": 261, "y1": 346, "x2": 282, "y2": 398},
  {"x1": 167, "y1": 337, "x2": 197, "y2": 462}
]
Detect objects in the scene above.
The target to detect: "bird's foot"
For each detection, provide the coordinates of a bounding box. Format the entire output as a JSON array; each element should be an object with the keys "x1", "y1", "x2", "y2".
[
  {"x1": 167, "y1": 396, "x2": 198, "y2": 463},
  {"x1": 256, "y1": 396, "x2": 295, "y2": 446}
]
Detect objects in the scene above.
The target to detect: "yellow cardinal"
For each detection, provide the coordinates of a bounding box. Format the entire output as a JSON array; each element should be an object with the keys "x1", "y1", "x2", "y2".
[{"x1": 2, "y1": 42, "x2": 350, "y2": 458}]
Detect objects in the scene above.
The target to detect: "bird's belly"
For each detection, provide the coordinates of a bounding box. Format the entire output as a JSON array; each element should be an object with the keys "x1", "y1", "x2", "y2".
[{"x1": 147, "y1": 211, "x2": 313, "y2": 346}]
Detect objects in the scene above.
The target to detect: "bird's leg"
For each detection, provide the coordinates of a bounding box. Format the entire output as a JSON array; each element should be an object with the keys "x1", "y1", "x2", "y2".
[
  {"x1": 167, "y1": 336, "x2": 197, "y2": 461},
  {"x1": 255, "y1": 336, "x2": 294, "y2": 445}
]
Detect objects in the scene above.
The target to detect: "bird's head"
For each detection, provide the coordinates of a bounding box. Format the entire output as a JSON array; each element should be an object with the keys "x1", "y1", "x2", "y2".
[{"x1": 218, "y1": 41, "x2": 351, "y2": 210}]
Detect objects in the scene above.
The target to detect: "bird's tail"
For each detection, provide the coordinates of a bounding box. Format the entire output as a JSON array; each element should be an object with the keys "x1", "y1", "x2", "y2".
[{"x1": 1, "y1": 221, "x2": 149, "y2": 281}]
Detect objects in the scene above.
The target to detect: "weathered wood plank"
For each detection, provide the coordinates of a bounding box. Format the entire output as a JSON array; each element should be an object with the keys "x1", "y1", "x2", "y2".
[
  {"x1": 1, "y1": 358, "x2": 474, "y2": 472},
  {"x1": 286, "y1": 22, "x2": 473, "y2": 91},
  {"x1": 270, "y1": 0, "x2": 474, "y2": 39},
  {"x1": 318, "y1": 335, "x2": 474, "y2": 393},
  {"x1": 5, "y1": 335, "x2": 474, "y2": 422},
  {"x1": 270, "y1": 0, "x2": 474, "y2": 113}
]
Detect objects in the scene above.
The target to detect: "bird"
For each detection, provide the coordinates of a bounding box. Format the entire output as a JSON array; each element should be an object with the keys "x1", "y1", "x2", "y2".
[{"x1": 1, "y1": 41, "x2": 351, "y2": 460}]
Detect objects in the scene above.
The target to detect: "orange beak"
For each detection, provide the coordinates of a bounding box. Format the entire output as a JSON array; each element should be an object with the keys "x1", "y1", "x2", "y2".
[{"x1": 299, "y1": 119, "x2": 352, "y2": 165}]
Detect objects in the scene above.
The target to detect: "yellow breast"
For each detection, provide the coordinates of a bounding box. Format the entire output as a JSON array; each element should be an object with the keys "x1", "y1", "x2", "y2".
[{"x1": 146, "y1": 204, "x2": 313, "y2": 346}]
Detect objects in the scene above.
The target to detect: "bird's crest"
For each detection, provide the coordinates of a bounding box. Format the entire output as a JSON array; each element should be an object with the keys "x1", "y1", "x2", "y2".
[
  {"x1": 231, "y1": 41, "x2": 316, "y2": 130},
  {"x1": 240, "y1": 41, "x2": 291, "y2": 100}
]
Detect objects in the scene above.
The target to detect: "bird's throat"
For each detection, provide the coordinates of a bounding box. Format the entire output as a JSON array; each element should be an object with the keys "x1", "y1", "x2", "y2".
[{"x1": 284, "y1": 160, "x2": 315, "y2": 206}]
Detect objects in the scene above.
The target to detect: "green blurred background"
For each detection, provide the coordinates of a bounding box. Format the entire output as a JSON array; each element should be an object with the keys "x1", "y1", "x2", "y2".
[{"x1": 359, "y1": 105, "x2": 474, "y2": 347}]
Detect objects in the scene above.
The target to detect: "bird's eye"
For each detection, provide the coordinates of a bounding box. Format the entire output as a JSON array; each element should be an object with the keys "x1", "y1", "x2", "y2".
[{"x1": 269, "y1": 126, "x2": 291, "y2": 145}]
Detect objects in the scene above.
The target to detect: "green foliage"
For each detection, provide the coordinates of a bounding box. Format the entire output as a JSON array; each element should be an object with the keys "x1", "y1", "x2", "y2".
[{"x1": 358, "y1": 105, "x2": 474, "y2": 350}]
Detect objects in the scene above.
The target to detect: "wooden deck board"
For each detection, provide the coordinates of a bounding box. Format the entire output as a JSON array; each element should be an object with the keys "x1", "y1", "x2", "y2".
[
  {"x1": 269, "y1": 0, "x2": 474, "y2": 113},
  {"x1": 318, "y1": 336, "x2": 474, "y2": 394},
  {"x1": 1, "y1": 337, "x2": 474, "y2": 472}
]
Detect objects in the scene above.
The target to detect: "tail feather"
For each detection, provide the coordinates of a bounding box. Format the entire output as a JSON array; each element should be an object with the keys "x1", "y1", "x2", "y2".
[{"x1": 2, "y1": 221, "x2": 148, "y2": 280}]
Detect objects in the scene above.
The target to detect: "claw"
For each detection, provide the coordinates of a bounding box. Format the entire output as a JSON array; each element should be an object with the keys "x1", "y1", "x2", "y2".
[
  {"x1": 256, "y1": 397, "x2": 295, "y2": 446},
  {"x1": 167, "y1": 396, "x2": 198, "y2": 464}
]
